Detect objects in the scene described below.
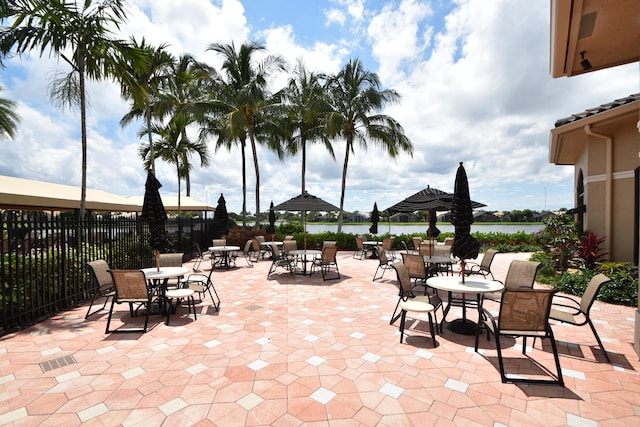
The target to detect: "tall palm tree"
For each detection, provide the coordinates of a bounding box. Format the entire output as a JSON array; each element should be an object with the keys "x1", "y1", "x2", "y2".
[
  {"x1": 206, "y1": 41, "x2": 286, "y2": 228},
  {"x1": 158, "y1": 54, "x2": 211, "y2": 197},
  {"x1": 281, "y1": 61, "x2": 334, "y2": 194},
  {"x1": 327, "y1": 58, "x2": 413, "y2": 233},
  {"x1": 119, "y1": 38, "x2": 175, "y2": 175},
  {"x1": 139, "y1": 113, "x2": 210, "y2": 216},
  {"x1": 0, "y1": 0, "x2": 146, "y2": 219},
  {"x1": 0, "y1": 87, "x2": 19, "y2": 139}
]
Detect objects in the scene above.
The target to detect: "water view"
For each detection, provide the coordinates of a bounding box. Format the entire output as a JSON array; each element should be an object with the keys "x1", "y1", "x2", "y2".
[{"x1": 304, "y1": 223, "x2": 544, "y2": 235}]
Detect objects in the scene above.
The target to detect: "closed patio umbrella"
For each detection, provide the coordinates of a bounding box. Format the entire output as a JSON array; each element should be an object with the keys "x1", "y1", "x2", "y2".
[
  {"x1": 369, "y1": 202, "x2": 379, "y2": 235},
  {"x1": 266, "y1": 200, "x2": 276, "y2": 235},
  {"x1": 140, "y1": 172, "x2": 168, "y2": 270},
  {"x1": 451, "y1": 162, "x2": 481, "y2": 281},
  {"x1": 213, "y1": 193, "x2": 231, "y2": 238}
]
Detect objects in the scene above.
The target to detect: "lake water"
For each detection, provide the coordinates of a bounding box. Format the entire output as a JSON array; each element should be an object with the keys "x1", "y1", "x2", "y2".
[{"x1": 304, "y1": 223, "x2": 544, "y2": 235}]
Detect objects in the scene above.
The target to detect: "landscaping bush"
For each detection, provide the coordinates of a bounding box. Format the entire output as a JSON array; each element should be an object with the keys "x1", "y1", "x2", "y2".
[{"x1": 550, "y1": 262, "x2": 637, "y2": 307}]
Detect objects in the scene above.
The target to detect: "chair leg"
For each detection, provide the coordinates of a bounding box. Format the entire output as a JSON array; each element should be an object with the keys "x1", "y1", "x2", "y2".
[
  {"x1": 588, "y1": 319, "x2": 610, "y2": 362},
  {"x1": 494, "y1": 334, "x2": 508, "y2": 383},
  {"x1": 428, "y1": 313, "x2": 436, "y2": 347},
  {"x1": 105, "y1": 299, "x2": 117, "y2": 333},
  {"x1": 399, "y1": 310, "x2": 407, "y2": 343},
  {"x1": 548, "y1": 328, "x2": 564, "y2": 386}
]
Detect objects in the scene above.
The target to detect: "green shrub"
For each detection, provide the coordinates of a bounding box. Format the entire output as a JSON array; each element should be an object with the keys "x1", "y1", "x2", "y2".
[
  {"x1": 530, "y1": 251, "x2": 556, "y2": 283},
  {"x1": 551, "y1": 262, "x2": 637, "y2": 307}
]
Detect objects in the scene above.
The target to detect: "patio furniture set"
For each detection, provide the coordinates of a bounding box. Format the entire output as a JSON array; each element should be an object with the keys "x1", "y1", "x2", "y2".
[{"x1": 86, "y1": 240, "x2": 613, "y2": 386}]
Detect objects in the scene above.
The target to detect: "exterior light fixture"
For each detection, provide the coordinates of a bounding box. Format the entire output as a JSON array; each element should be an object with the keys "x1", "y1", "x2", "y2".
[{"x1": 580, "y1": 51, "x2": 592, "y2": 71}]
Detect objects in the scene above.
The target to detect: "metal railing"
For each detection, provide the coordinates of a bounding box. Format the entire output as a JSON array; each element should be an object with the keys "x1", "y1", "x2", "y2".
[{"x1": 1, "y1": 210, "x2": 218, "y2": 335}]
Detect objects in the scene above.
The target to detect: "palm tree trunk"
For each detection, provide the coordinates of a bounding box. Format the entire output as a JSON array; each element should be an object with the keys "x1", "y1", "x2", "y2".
[
  {"x1": 301, "y1": 139, "x2": 306, "y2": 194},
  {"x1": 146, "y1": 105, "x2": 155, "y2": 174},
  {"x1": 79, "y1": 56, "x2": 87, "y2": 221},
  {"x1": 337, "y1": 140, "x2": 351, "y2": 234},
  {"x1": 241, "y1": 137, "x2": 247, "y2": 227},
  {"x1": 249, "y1": 130, "x2": 261, "y2": 228}
]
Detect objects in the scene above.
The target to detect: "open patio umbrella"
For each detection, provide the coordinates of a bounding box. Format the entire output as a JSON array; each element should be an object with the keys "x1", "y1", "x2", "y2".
[
  {"x1": 386, "y1": 185, "x2": 485, "y2": 236},
  {"x1": 266, "y1": 200, "x2": 277, "y2": 235},
  {"x1": 213, "y1": 193, "x2": 231, "y2": 238},
  {"x1": 140, "y1": 171, "x2": 168, "y2": 270},
  {"x1": 451, "y1": 162, "x2": 481, "y2": 281},
  {"x1": 274, "y1": 191, "x2": 339, "y2": 249},
  {"x1": 369, "y1": 202, "x2": 379, "y2": 235}
]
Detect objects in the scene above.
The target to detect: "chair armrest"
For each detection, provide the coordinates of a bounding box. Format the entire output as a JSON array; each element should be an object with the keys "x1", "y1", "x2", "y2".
[
  {"x1": 183, "y1": 273, "x2": 208, "y2": 283},
  {"x1": 550, "y1": 295, "x2": 581, "y2": 315},
  {"x1": 479, "y1": 306, "x2": 498, "y2": 332}
]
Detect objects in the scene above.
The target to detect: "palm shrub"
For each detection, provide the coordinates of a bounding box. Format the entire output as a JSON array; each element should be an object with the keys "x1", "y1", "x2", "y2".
[{"x1": 535, "y1": 214, "x2": 579, "y2": 272}]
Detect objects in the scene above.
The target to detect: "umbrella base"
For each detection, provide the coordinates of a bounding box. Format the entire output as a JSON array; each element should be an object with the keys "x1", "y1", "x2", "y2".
[{"x1": 446, "y1": 318, "x2": 477, "y2": 335}]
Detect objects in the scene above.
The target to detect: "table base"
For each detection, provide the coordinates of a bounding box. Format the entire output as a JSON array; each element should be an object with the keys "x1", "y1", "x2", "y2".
[{"x1": 446, "y1": 318, "x2": 478, "y2": 335}]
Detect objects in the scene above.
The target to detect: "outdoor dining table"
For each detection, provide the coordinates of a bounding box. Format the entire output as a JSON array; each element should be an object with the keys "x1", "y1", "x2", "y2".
[
  {"x1": 426, "y1": 276, "x2": 504, "y2": 335},
  {"x1": 423, "y1": 255, "x2": 455, "y2": 276},
  {"x1": 260, "y1": 241, "x2": 283, "y2": 259},
  {"x1": 141, "y1": 266, "x2": 190, "y2": 315},
  {"x1": 289, "y1": 249, "x2": 322, "y2": 276},
  {"x1": 363, "y1": 241, "x2": 380, "y2": 258},
  {"x1": 209, "y1": 245, "x2": 240, "y2": 269}
]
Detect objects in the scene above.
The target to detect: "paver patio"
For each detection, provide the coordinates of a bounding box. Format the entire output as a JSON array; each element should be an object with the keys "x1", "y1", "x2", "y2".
[{"x1": 1, "y1": 250, "x2": 639, "y2": 426}]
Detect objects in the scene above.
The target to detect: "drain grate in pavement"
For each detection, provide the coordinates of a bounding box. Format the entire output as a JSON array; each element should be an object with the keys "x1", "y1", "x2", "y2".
[{"x1": 40, "y1": 355, "x2": 77, "y2": 373}]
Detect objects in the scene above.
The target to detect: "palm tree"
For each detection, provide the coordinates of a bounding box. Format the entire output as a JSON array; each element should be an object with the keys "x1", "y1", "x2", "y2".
[
  {"x1": 327, "y1": 58, "x2": 413, "y2": 233},
  {"x1": 0, "y1": 87, "x2": 19, "y2": 139},
  {"x1": 206, "y1": 41, "x2": 286, "y2": 228},
  {"x1": 0, "y1": 0, "x2": 146, "y2": 219},
  {"x1": 281, "y1": 61, "x2": 334, "y2": 194},
  {"x1": 158, "y1": 54, "x2": 211, "y2": 197},
  {"x1": 139, "y1": 113, "x2": 210, "y2": 216},
  {"x1": 119, "y1": 38, "x2": 175, "y2": 175}
]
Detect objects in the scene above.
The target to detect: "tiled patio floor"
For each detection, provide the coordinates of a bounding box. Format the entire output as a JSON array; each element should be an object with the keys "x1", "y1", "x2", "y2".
[{"x1": 1, "y1": 251, "x2": 639, "y2": 426}]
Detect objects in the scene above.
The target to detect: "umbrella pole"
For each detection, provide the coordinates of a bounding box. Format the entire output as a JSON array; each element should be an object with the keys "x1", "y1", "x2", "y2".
[
  {"x1": 460, "y1": 260, "x2": 465, "y2": 283},
  {"x1": 155, "y1": 249, "x2": 160, "y2": 272}
]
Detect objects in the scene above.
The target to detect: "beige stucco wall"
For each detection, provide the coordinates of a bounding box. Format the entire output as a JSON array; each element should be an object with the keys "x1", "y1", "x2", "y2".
[{"x1": 573, "y1": 118, "x2": 638, "y2": 263}]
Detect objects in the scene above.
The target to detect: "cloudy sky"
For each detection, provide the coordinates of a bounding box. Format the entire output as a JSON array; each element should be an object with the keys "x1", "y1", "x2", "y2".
[{"x1": 0, "y1": 0, "x2": 637, "y2": 215}]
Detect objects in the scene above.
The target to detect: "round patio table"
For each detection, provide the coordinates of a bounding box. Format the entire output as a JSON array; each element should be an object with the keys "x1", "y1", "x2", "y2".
[
  {"x1": 426, "y1": 276, "x2": 504, "y2": 335},
  {"x1": 209, "y1": 245, "x2": 240, "y2": 269},
  {"x1": 289, "y1": 249, "x2": 322, "y2": 276},
  {"x1": 141, "y1": 266, "x2": 190, "y2": 315}
]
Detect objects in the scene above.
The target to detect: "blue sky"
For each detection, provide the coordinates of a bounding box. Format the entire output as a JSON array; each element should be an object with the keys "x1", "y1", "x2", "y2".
[{"x1": 1, "y1": 0, "x2": 638, "y2": 215}]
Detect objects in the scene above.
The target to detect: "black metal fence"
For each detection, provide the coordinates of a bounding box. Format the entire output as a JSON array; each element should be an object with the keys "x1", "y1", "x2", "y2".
[{"x1": 1, "y1": 210, "x2": 218, "y2": 335}]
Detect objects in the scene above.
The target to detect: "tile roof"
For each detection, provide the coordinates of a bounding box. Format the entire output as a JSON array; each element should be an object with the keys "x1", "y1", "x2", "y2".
[{"x1": 554, "y1": 93, "x2": 640, "y2": 127}]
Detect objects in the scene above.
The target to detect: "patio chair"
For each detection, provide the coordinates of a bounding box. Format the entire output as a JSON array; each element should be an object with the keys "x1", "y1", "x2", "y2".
[
  {"x1": 211, "y1": 239, "x2": 227, "y2": 266},
  {"x1": 485, "y1": 259, "x2": 541, "y2": 303},
  {"x1": 401, "y1": 241, "x2": 416, "y2": 255},
  {"x1": 354, "y1": 236, "x2": 366, "y2": 259},
  {"x1": 85, "y1": 260, "x2": 115, "y2": 319},
  {"x1": 311, "y1": 246, "x2": 340, "y2": 280},
  {"x1": 283, "y1": 239, "x2": 297, "y2": 255},
  {"x1": 164, "y1": 287, "x2": 197, "y2": 325},
  {"x1": 549, "y1": 273, "x2": 612, "y2": 362},
  {"x1": 159, "y1": 253, "x2": 185, "y2": 289},
  {"x1": 181, "y1": 267, "x2": 220, "y2": 311},
  {"x1": 267, "y1": 242, "x2": 295, "y2": 278},
  {"x1": 474, "y1": 287, "x2": 563, "y2": 386},
  {"x1": 412, "y1": 237, "x2": 423, "y2": 252},
  {"x1": 236, "y1": 239, "x2": 257, "y2": 267},
  {"x1": 381, "y1": 237, "x2": 395, "y2": 258},
  {"x1": 401, "y1": 253, "x2": 429, "y2": 294},
  {"x1": 373, "y1": 248, "x2": 395, "y2": 281},
  {"x1": 192, "y1": 243, "x2": 209, "y2": 272},
  {"x1": 463, "y1": 249, "x2": 498, "y2": 279},
  {"x1": 105, "y1": 270, "x2": 154, "y2": 334},
  {"x1": 390, "y1": 262, "x2": 441, "y2": 345}
]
